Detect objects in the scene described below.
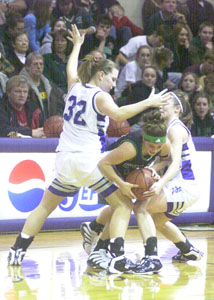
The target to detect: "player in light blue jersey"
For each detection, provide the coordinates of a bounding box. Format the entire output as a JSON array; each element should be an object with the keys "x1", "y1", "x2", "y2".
[{"x1": 7, "y1": 25, "x2": 171, "y2": 274}]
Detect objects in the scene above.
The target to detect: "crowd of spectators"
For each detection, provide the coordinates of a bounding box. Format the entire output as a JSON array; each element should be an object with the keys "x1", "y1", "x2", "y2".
[{"x1": 0, "y1": 0, "x2": 214, "y2": 137}]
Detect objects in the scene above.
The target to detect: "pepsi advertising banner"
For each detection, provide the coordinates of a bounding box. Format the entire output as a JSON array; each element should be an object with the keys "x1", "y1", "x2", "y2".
[
  {"x1": 2, "y1": 153, "x2": 105, "y2": 221},
  {"x1": 0, "y1": 149, "x2": 212, "y2": 229}
]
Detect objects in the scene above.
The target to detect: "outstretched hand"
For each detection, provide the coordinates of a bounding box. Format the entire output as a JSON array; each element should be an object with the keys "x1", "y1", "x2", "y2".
[
  {"x1": 67, "y1": 24, "x2": 85, "y2": 46},
  {"x1": 147, "y1": 88, "x2": 171, "y2": 107}
]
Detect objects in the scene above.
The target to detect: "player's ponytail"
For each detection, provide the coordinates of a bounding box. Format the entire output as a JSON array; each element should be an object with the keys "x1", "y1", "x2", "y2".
[
  {"x1": 142, "y1": 108, "x2": 167, "y2": 138},
  {"x1": 78, "y1": 55, "x2": 117, "y2": 85}
]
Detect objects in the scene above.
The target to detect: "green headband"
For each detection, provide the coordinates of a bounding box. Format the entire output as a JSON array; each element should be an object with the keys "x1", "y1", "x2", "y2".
[{"x1": 144, "y1": 132, "x2": 166, "y2": 143}]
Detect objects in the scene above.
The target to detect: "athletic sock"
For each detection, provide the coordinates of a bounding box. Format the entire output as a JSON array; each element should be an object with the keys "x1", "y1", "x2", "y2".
[
  {"x1": 109, "y1": 237, "x2": 125, "y2": 257},
  {"x1": 174, "y1": 238, "x2": 192, "y2": 254},
  {"x1": 145, "y1": 237, "x2": 158, "y2": 256},
  {"x1": 90, "y1": 219, "x2": 104, "y2": 234},
  {"x1": 13, "y1": 232, "x2": 34, "y2": 251}
]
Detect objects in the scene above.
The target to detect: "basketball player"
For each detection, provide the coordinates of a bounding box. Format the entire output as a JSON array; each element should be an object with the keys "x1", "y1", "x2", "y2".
[
  {"x1": 132, "y1": 90, "x2": 203, "y2": 273},
  {"x1": 81, "y1": 90, "x2": 203, "y2": 274},
  {"x1": 87, "y1": 108, "x2": 170, "y2": 273},
  {"x1": 7, "y1": 25, "x2": 171, "y2": 274}
]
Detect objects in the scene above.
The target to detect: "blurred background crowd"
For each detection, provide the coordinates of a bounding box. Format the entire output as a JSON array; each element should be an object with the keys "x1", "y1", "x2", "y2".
[{"x1": 0, "y1": 0, "x2": 214, "y2": 138}]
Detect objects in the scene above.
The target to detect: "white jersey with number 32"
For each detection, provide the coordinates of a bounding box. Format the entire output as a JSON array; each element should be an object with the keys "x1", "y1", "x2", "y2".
[{"x1": 56, "y1": 82, "x2": 109, "y2": 154}]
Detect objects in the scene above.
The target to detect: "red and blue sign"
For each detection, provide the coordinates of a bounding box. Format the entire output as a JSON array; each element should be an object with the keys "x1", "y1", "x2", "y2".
[{"x1": 8, "y1": 160, "x2": 45, "y2": 212}]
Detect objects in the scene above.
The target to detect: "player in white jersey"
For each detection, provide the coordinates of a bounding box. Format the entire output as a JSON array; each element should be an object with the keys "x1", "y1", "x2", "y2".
[
  {"x1": 7, "y1": 25, "x2": 171, "y2": 274},
  {"x1": 132, "y1": 90, "x2": 203, "y2": 273}
]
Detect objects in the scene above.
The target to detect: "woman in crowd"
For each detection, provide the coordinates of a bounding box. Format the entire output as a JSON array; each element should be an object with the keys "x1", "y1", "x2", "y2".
[
  {"x1": 191, "y1": 92, "x2": 214, "y2": 137},
  {"x1": 178, "y1": 72, "x2": 201, "y2": 105},
  {"x1": 43, "y1": 29, "x2": 73, "y2": 93},
  {"x1": 152, "y1": 47, "x2": 175, "y2": 91},
  {"x1": 115, "y1": 45, "x2": 152, "y2": 100},
  {"x1": 24, "y1": 0, "x2": 53, "y2": 51},
  {"x1": 40, "y1": 18, "x2": 67, "y2": 55},
  {"x1": 6, "y1": 31, "x2": 29, "y2": 74},
  {"x1": 122, "y1": 65, "x2": 159, "y2": 131},
  {"x1": 168, "y1": 23, "x2": 192, "y2": 73}
]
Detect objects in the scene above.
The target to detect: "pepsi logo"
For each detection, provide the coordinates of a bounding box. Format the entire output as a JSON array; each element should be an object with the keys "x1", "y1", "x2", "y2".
[{"x1": 8, "y1": 160, "x2": 46, "y2": 212}]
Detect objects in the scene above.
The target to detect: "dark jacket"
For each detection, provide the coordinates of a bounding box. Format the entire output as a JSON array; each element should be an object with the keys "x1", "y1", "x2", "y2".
[
  {"x1": 191, "y1": 113, "x2": 214, "y2": 137},
  {"x1": 43, "y1": 53, "x2": 68, "y2": 93},
  {"x1": 0, "y1": 96, "x2": 44, "y2": 137}
]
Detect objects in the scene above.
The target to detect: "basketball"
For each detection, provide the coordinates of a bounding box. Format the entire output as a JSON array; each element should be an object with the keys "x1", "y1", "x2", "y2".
[
  {"x1": 107, "y1": 118, "x2": 130, "y2": 137},
  {"x1": 126, "y1": 168, "x2": 157, "y2": 200},
  {"x1": 43, "y1": 115, "x2": 64, "y2": 138}
]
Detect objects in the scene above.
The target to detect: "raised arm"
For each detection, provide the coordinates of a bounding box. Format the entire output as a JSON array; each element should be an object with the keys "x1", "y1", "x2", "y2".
[
  {"x1": 66, "y1": 25, "x2": 85, "y2": 90},
  {"x1": 96, "y1": 88, "x2": 171, "y2": 122}
]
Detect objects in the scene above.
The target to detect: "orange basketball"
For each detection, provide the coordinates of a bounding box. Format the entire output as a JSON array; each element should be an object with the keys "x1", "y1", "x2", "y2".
[
  {"x1": 107, "y1": 118, "x2": 130, "y2": 137},
  {"x1": 44, "y1": 116, "x2": 64, "y2": 138},
  {"x1": 126, "y1": 168, "x2": 157, "y2": 200}
]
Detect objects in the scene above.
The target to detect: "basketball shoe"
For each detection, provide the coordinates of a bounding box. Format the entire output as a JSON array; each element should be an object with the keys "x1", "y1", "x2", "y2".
[
  {"x1": 8, "y1": 233, "x2": 34, "y2": 266},
  {"x1": 134, "y1": 256, "x2": 162, "y2": 274},
  {"x1": 108, "y1": 255, "x2": 137, "y2": 274},
  {"x1": 172, "y1": 247, "x2": 203, "y2": 262},
  {"x1": 87, "y1": 249, "x2": 111, "y2": 270},
  {"x1": 80, "y1": 222, "x2": 99, "y2": 255}
]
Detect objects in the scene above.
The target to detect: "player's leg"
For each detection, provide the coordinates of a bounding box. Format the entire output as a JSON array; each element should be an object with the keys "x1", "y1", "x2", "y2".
[
  {"x1": 80, "y1": 205, "x2": 113, "y2": 254},
  {"x1": 87, "y1": 184, "x2": 136, "y2": 273},
  {"x1": 104, "y1": 188, "x2": 139, "y2": 274},
  {"x1": 8, "y1": 189, "x2": 65, "y2": 266},
  {"x1": 133, "y1": 192, "x2": 167, "y2": 274},
  {"x1": 153, "y1": 213, "x2": 203, "y2": 262}
]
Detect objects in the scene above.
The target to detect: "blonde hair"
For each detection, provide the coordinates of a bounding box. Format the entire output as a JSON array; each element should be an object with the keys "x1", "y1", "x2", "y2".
[{"x1": 78, "y1": 55, "x2": 117, "y2": 85}]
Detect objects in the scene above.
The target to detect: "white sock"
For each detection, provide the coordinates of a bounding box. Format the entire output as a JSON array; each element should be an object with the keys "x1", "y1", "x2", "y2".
[{"x1": 21, "y1": 232, "x2": 30, "y2": 239}]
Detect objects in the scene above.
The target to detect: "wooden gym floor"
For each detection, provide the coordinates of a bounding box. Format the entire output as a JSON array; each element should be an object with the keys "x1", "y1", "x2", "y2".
[{"x1": 0, "y1": 226, "x2": 214, "y2": 300}]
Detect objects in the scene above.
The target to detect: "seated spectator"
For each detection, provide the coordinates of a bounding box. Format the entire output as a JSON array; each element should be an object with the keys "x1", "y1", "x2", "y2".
[
  {"x1": 142, "y1": 0, "x2": 189, "y2": 28},
  {"x1": 144, "y1": 0, "x2": 187, "y2": 35},
  {"x1": 108, "y1": 2, "x2": 143, "y2": 48},
  {"x1": 0, "y1": 71, "x2": 8, "y2": 100},
  {"x1": 178, "y1": 72, "x2": 201, "y2": 104},
  {"x1": 117, "y1": 27, "x2": 164, "y2": 66},
  {"x1": 43, "y1": 29, "x2": 72, "y2": 93},
  {"x1": 1, "y1": 11, "x2": 25, "y2": 56},
  {"x1": 168, "y1": 23, "x2": 192, "y2": 73},
  {"x1": 39, "y1": 18, "x2": 67, "y2": 55},
  {"x1": 115, "y1": 45, "x2": 152, "y2": 99},
  {"x1": 76, "y1": 0, "x2": 103, "y2": 20},
  {"x1": 80, "y1": 14, "x2": 118, "y2": 61},
  {"x1": 152, "y1": 46, "x2": 176, "y2": 90},
  {"x1": 0, "y1": 0, "x2": 27, "y2": 16},
  {"x1": 24, "y1": 0, "x2": 52, "y2": 52},
  {"x1": 6, "y1": 31, "x2": 29, "y2": 75},
  {"x1": 51, "y1": 0, "x2": 95, "y2": 33},
  {"x1": 190, "y1": 92, "x2": 214, "y2": 137},
  {"x1": 120, "y1": 65, "x2": 159, "y2": 131},
  {"x1": 20, "y1": 52, "x2": 65, "y2": 120},
  {"x1": 204, "y1": 72, "x2": 214, "y2": 113},
  {"x1": 186, "y1": 0, "x2": 214, "y2": 37},
  {"x1": 0, "y1": 75, "x2": 45, "y2": 137},
  {"x1": 184, "y1": 51, "x2": 214, "y2": 79},
  {"x1": 0, "y1": 51, "x2": 16, "y2": 77},
  {"x1": 189, "y1": 22, "x2": 214, "y2": 66}
]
